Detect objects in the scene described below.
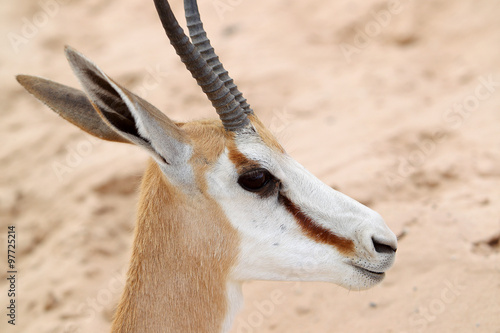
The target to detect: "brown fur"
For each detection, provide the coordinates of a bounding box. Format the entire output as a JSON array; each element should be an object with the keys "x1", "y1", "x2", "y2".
[
  {"x1": 249, "y1": 114, "x2": 285, "y2": 153},
  {"x1": 223, "y1": 120, "x2": 354, "y2": 255},
  {"x1": 111, "y1": 122, "x2": 240, "y2": 332},
  {"x1": 111, "y1": 118, "x2": 354, "y2": 332},
  {"x1": 227, "y1": 142, "x2": 261, "y2": 174},
  {"x1": 278, "y1": 194, "x2": 355, "y2": 256},
  {"x1": 182, "y1": 119, "x2": 228, "y2": 188},
  {"x1": 18, "y1": 21, "x2": 353, "y2": 333},
  {"x1": 111, "y1": 119, "x2": 284, "y2": 332}
]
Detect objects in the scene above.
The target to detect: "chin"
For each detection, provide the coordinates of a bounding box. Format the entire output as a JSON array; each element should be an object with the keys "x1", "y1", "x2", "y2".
[{"x1": 336, "y1": 265, "x2": 387, "y2": 291}]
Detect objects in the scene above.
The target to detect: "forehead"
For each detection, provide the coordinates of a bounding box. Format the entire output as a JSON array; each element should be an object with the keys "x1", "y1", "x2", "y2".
[
  {"x1": 181, "y1": 119, "x2": 227, "y2": 165},
  {"x1": 247, "y1": 115, "x2": 285, "y2": 154},
  {"x1": 181, "y1": 116, "x2": 285, "y2": 170}
]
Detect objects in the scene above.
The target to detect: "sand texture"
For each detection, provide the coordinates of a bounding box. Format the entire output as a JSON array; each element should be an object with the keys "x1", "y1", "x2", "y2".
[{"x1": 1, "y1": 0, "x2": 499, "y2": 332}]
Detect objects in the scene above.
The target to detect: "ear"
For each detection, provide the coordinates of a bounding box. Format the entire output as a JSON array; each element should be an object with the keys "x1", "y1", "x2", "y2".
[
  {"x1": 16, "y1": 75, "x2": 129, "y2": 143},
  {"x1": 17, "y1": 46, "x2": 191, "y2": 167}
]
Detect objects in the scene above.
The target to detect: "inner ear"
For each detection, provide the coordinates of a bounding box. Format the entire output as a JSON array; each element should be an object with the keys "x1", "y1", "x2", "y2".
[
  {"x1": 65, "y1": 46, "x2": 191, "y2": 166},
  {"x1": 79, "y1": 66, "x2": 139, "y2": 138}
]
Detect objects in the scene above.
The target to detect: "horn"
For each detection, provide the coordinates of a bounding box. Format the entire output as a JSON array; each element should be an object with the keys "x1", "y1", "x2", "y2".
[
  {"x1": 184, "y1": 0, "x2": 253, "y2": 114},
  {"x1": 153, "y1": 0, "x2": 249, "y2": 131}
]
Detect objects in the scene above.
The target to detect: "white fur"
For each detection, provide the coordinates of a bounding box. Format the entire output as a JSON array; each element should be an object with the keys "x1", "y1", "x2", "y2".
[
  {"x1": 221, "y1": 282, "x2": 244, "y2": 333},
  {"x1": 87, "y1": 57, "x2": 197, "y2": 188},
  {"x1": 207, "y1": 132, "x2": 397, "y2": 292}
]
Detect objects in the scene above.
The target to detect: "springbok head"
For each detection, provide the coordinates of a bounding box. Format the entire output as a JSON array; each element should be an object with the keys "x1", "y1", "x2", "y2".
[{"x1": 17, "y1": 0, "x2": 396, "y2": 294}]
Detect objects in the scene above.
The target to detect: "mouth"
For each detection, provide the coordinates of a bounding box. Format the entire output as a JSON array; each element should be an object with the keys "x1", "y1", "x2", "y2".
[{"x1": 352, "y1": 265, "x2": 386, "y2": 280}]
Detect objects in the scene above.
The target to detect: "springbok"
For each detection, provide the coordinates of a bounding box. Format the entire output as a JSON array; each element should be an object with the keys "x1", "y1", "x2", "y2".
[{"x1": 17, "y1": 0, "x2": 397, "y2": 332}]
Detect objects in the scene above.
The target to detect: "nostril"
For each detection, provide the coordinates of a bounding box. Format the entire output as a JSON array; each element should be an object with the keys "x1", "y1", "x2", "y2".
[{"x1": 372, "y1": 237, "x2": 397, "y2": 254}]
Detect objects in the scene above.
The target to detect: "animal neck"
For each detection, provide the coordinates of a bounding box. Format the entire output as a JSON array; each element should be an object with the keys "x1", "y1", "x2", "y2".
[{"x1": 111, "y1": 161, "x2": 242, "y2": 333}]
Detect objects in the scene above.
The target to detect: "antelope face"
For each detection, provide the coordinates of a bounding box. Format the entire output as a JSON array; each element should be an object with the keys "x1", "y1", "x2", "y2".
[
  {"x1": 17, "y1": 0, "x2": 397, "y2": 292},
  {"x1": 204, "y1": 117, "x2": 397, "y2": 290}
]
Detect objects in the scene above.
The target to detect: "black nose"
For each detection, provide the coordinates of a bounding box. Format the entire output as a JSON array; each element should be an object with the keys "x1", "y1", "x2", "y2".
[{"x1": 372, "y1": 238, "x2": 397, "y2": 254}]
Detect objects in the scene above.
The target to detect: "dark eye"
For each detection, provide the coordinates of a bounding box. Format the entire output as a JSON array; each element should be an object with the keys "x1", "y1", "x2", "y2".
[{"x1": 238, "y1": 168, "x2": 273, "y2": 192}]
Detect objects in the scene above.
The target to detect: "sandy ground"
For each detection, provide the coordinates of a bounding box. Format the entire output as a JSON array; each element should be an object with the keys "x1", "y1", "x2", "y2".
[{"x1": 1, "y1": 0, "x2": 500, "y2": 332}]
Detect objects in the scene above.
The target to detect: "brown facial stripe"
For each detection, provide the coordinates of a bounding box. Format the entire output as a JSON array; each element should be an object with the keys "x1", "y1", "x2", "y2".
[
  {"x1": 278, "y1": 194, "x2": 355, "y2": 256},
  {"x1": 227, "y1": 142, "x2": 261, "y2": 173}
]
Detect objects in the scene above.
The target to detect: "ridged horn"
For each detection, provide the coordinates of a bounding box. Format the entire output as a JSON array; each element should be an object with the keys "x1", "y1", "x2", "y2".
[
  {"x1": 153, "y1": 0, "x2": 249, "y2": 131},
  {"x1": 184, "y1": 0, "x2": 253, "y2": 114}
]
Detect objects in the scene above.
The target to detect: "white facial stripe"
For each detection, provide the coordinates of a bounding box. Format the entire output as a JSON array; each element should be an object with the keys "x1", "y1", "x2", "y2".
[{"x1": 206, "y1": 134, "x2": 397, "y2": 289}]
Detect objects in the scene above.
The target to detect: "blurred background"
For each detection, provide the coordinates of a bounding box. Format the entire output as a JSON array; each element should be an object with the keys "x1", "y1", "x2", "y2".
[{"x1": 1, "y1": 0, "x2": 499, "y2": 332}]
